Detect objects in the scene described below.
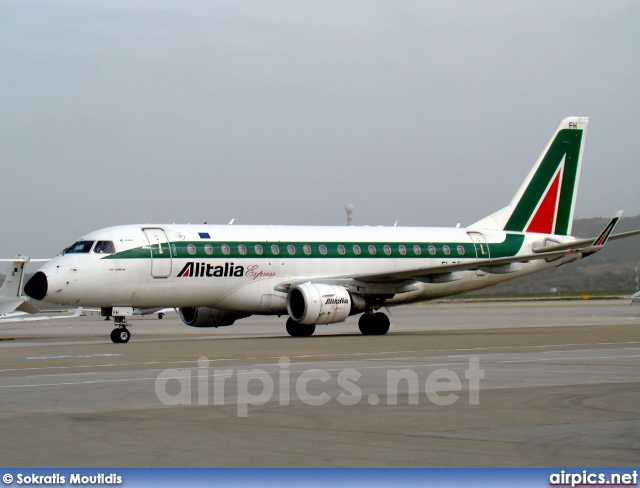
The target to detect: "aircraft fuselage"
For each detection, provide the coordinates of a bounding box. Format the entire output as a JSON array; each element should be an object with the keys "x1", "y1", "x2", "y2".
[{"x1": 30, "y1": 224, "x2": 576, "y2": 314}]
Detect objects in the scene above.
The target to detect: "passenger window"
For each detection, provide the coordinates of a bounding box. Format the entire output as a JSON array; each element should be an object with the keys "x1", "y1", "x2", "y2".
[
  {"x1": 255, "y1": 245, "x2": 263, "y2": 255},
  {"x1": 271, "y1": 244, "x2": 280, "y2": 255},
  {"x1": 337, "y1": 245, "x2": 346, "y2": 255},
  {"x1": 221, "y1": 244, "x2": 230, "y2": 255},
  {"x1": 287, "y1": 245, "x2": 295, "y2": 255},
  {"x1": 398, "y1": 245, "x2": 406, "y2": 255},
  {"x1": 443, "y1": 245, "x2": 451, "y2": 255},
  {"x1": 457, "y1": 245, "x2": 465, "y2": 256},
  {"x1": 303, "y1": 245, "x2": 311, "y2": 255},
  {"x1": 319, "y1": 245, "x2": 327, "y2": 255},
  {"x1": 64, "y1": 241, "x2": 94, "y2": 254},
  {"x1": 368, "y1": 245, "x2": 376, "y2": 255},
  {"x1": 187, "y1": 244, "x2": 197, "y2": 255},
  {"x1": 204, "y1": 244, "x2": 213, "y2": 255},
  {"x1": 93, "y1": 241, "x2": 115, "y2": 254},
  {"x1": 353, "y1": 245, "x2": 361, "y2": 255},
  {"x1": 413, "y1": 245, "x2": 422, "y2": 256},
  {"x1": 384, "y1": 245, "x2": 391, "y2": 255},
  {"x1": 428, "y1": 245, "x2": 436, "y2": 255},
  {"x1": 238, "y1": 245, "x2": 247, "y2": 255}
]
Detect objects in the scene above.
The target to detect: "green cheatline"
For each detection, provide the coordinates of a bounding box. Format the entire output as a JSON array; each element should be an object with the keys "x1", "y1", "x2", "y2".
[{"x1": 103, "y1": 234, "x2": 525, "y2": 260}]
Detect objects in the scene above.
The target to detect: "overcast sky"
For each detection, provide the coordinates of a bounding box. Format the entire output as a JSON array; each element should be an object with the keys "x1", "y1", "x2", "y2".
[{"x1": 2, "y1": 0, "x2": 639, "y2": 260}]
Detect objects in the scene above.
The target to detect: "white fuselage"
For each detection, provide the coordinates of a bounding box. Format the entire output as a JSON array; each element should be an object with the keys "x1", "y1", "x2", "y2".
[{"x1": 34, "y1": 224, "x2": 577, "y2": 314}]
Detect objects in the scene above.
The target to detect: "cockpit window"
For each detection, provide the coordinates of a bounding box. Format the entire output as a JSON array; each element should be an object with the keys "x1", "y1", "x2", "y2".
[
  {"x1": 63, "y1": 241, "x2": 94, "y2": 254},
  {"x1": 94, "y1": 241, "x2": 116, "y2": 254}
]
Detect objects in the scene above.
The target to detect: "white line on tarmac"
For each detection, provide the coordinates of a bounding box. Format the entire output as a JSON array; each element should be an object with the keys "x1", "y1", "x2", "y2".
[{"x1": 1, "y1": 341, "x2": 639, "y2": 374}]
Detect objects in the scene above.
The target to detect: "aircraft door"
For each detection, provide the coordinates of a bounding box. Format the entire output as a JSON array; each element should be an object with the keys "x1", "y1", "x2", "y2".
[
  {"x1": 143, "y1": 228, "x2": 172, "y2": 278},
  {"x1": 468, "y1": 232, "x2": 490, "y2": 259}
]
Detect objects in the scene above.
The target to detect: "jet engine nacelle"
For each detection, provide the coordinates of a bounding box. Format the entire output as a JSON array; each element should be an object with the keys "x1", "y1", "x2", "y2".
[
  {"x1": 179, "y1": 307, "x2": 247, "y2": 328},
  {"x1": 286, "y1": 283, "x2": 366, "y2": 325}
]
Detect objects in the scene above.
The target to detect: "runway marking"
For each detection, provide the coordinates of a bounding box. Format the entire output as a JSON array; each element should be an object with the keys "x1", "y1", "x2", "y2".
[
  {"x1": 1, "y1": 341, "x2": 639, "y2": 374},
  {"x1": 496, "y1": 354, "x2": 640, "y2": 364},
  {"x1": 19, "y1": 354, "x2": 124, "y2": 360},
  {"x1": 0, "y1": 376, "x2": 160, "y2": 389},
  {"x1": 2, "y1": 354, "x2": 638, "y2": 390}
]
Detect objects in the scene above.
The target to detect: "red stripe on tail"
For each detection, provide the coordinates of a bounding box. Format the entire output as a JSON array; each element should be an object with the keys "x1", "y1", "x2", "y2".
[{"x1": 525, "y1": 171, "x2": 561, "y2": 234}]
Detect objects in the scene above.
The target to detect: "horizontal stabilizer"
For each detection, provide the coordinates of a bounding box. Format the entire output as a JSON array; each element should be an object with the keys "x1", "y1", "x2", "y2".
[
  {"x1": 591, "y1": 210, "x2": 623, "y2": 247},
  {"x1": 16, "y1": 301, "x2": 41, "y2": 315},
  {"x1": 532, "y1": 211, "x2": 631, "y2": 254}
]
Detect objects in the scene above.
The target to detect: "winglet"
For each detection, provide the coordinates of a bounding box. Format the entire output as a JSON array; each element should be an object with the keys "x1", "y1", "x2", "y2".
[{"x1": 591, "y1": 211, "x2": 623, "y2": 247}]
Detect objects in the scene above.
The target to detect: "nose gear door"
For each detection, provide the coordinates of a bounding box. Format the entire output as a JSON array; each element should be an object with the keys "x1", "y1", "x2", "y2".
[{"x1": 143, "y1": 228, "x2": 172, "y2": 278}]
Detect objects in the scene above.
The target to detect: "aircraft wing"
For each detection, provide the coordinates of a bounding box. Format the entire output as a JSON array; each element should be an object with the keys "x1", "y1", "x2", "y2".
[
  {"x1": 275, "y1": 212, "x2": 628, "y2": 293},
  {"x1": 275, "y1": 248, "x2": 577, "y2": 294},
  {"x1": 351, "y1": 249, "x2": 574, "y2": 284},
  {"x1": 356, "y1": 212, "x2": 630, "y2": 285},
  {"x1": 14, "y1": 301, "x2": 41, "y2": 315},
  {"x1": 0, "y1": 307, "x2": 83, "y2": 323}
]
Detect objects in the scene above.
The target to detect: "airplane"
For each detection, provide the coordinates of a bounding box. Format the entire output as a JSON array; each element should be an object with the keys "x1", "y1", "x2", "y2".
[
  {"x1": 0, "y1": 257, "x2": 47, "y2": 316},
  {"x1": 134, "y1": 307, "x2": 177, "y2": 319},
  {"x1": 0, "y1": 257, "x2": 83, "y2": 322},
  {"x1": 23, "y1": 117, "x2": 640, "y2": 343},
  {"x1": 0, "y1": 307, "x2": 83, "y2": 323}
]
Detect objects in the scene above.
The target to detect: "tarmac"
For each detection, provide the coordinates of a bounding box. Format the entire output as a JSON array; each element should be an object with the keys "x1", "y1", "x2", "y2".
[{"x1": 0, "y1": 300, "x2": 639, "y2": 467}]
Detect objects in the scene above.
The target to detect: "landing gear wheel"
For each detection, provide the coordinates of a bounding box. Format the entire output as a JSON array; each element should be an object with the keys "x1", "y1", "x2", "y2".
[
  {"x1": 358, "y1": 313, "x2": 390, "y2": 336},
  {"x1": 286, "y1": 318, "x2": 316, "y2": 337},
  {"x1": 110, "y1": 328, "x2": 131, "y2": 343}
]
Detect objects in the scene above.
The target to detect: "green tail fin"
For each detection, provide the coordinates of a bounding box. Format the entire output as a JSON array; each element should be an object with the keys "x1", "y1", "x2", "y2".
[{"x1": 471, "y1": 117, "x2": 588, "y2": 236}]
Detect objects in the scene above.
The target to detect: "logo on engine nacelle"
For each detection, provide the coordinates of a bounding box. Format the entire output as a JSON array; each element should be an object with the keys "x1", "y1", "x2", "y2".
[{"x1": 325, "y1": 297, "x2": 349, "y2": 305}]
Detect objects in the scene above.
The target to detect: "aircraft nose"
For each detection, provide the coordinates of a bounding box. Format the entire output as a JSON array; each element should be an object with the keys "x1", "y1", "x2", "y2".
[{"x1": 24, "y1": 271, "x2": 48, "y2": 300}]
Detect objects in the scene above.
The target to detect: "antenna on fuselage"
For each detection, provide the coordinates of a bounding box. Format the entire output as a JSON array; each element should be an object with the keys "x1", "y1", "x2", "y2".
[
  {"x1": 228, "y1": 218, "x2": 236, "y2": 225},
  {"x1": 345, "y1": 204, "x2": 354, "y2": 226}
]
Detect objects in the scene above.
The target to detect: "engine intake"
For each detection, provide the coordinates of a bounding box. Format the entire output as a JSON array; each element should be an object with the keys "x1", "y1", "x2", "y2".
[
  {"x1": 179, "y1": 307, "x2": 248, "y2": 328},
  {"x1": 286, "y1": 283, "x2": 365, "y2": 325}
]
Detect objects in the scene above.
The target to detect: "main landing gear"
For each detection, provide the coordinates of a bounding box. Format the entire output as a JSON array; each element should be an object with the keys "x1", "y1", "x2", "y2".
[
  {"x1": 284, "y1": 313, "x2": 391, "y2": 337},
  {"x1": 286, "y1": 318, "x2": 316, "y2": 337},
  {"x1": 358, "y1": 312, "x2": 390, "y2": 336},
  {"x1": 110, "y1": 317, "x2": 131, "y2": 343}
]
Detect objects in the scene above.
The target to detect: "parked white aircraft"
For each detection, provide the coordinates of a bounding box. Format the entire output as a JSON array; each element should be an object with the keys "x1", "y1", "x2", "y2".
[
  {"x1": 0, "y1": 257, "x2": 82, "y2": 322},
  {"x1": 24, "y1": 117, "x2": 640, "y2": 342},
  {"x1": 0, "y1": 257, "x2": 47, "y2": 316},
  {"x1": 134, "y1": 307, "x2": 177, "y2": 319}
]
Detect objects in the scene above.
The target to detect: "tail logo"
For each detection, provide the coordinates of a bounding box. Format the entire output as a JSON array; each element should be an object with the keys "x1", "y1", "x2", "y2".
[
  {"x1": 524, "y1": 160, "x2": 563, "y2": 234},
  {"x1": 504, "y1": 124, "x2": 585, "y2": 235}
]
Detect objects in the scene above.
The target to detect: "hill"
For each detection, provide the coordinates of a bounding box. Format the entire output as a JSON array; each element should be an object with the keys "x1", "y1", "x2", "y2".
[{"x1": 467, "y1": 215, "x2": 640, "y2": 295}]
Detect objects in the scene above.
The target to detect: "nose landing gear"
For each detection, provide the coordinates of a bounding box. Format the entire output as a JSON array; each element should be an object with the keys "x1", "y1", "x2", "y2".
[
  {"x1": 110, "y1": 327, "x2": 130, "y2": 343},
  {"x1": 110, "y1": 316, "x2": 131, "y2": 343}
]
